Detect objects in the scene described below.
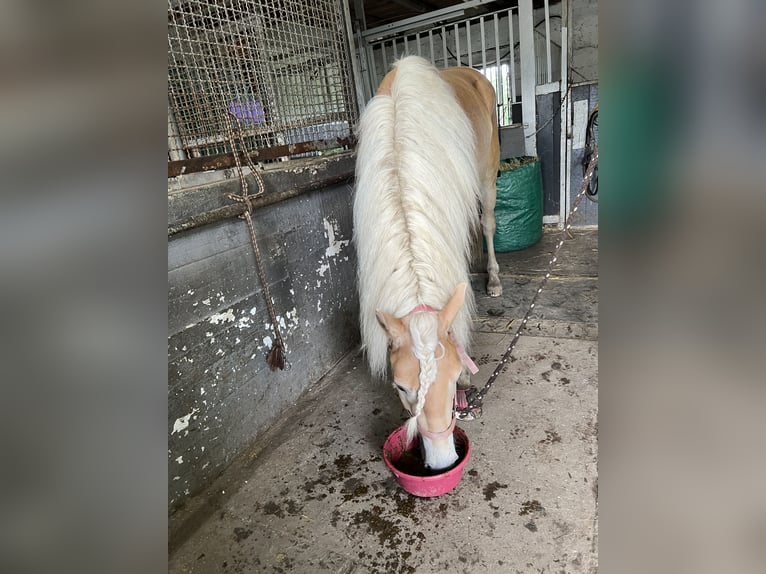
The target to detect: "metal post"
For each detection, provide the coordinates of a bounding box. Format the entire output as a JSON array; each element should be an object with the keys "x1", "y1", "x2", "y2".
[
  {"x1": 167, "y1": 102, "x2": 188, "y2": 161},
  {"x1": 454, "y1": 23, "x2": 460, "y2": 65},
  {"x1": 467, "y1": 19, "x2": 472, "y2": 67},
  {"x1": 544, "y1": 0, "x2": 553, "y2": 83},
  {"x1": 508, "y1": 9, "x2": 516, "y2": 105},
  {"x1": 480, "y1": 17, "x2": 486, "y2": 70},
  {"x1": 428, "y1": 30, "x2": 435, "y2": 65},
  {"x1": 342, "y1": 0, "x2": 367, "y2": 112},
  {"x1": 559, "y1": 26, "x2": 569, "y2": 228},
  {"x1": 518, "y1": 0, "x2": 537, "y2": 156}
]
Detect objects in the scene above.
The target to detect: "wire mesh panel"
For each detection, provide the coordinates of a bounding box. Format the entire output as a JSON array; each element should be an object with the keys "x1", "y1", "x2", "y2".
[{"x1": 168, "y1": 0, "x2": 358, "y2": 172}]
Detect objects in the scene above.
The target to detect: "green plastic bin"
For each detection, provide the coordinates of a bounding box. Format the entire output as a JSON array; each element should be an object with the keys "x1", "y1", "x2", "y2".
[{"x1": 489, "y1": 156, "x2": 543, "y2": 252}]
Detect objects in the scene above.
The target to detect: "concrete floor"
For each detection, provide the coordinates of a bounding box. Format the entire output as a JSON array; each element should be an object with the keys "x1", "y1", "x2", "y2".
[{"x1": 169, "y1": 229, "x2": 598, "y2": 574}]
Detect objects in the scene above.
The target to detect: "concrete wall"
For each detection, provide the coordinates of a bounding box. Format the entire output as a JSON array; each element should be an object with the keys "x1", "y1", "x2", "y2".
[
  {"x1": 167, "y1": 154, "x2": 359, "y2": 514},
  {"x1": 571, "y1": 0, "x2": 598, "y2": 83}
]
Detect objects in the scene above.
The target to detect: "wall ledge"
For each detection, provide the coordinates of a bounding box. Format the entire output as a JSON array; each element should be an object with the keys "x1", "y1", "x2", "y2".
[{"x1": 168, "y1": 152, "x2": 356, "y2": 237}]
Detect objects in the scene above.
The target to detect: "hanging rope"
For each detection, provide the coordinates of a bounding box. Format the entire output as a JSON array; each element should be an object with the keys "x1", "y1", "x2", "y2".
[{"x1": 223, "y1": 110, "x2": 288, "y2": 371}]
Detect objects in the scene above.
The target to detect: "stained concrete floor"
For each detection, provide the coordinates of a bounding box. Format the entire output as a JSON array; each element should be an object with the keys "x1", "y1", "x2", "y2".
[{"x1": 169, "y1": 229, "x2": 598, "y2": 574}]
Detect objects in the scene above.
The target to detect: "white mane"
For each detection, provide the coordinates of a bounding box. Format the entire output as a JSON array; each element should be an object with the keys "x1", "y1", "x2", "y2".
[{"x1": 353, "y1": 56, "x2": 481, "y2": 379}]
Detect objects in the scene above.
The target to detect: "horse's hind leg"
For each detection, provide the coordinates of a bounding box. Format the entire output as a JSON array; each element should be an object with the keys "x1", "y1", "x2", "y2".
[{"x1": 482, "y1": 176, "x2": 503, "y2": 297}]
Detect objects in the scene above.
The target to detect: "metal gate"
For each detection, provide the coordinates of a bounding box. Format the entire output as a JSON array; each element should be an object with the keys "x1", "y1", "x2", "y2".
[{"x1": 352, "y1": 0, "x2": 563, "y2": 160}]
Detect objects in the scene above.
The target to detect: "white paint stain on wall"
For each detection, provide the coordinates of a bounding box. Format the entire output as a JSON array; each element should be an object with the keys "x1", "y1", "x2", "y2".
[
  {"x1": 208, "y1": 308, "x2": 235, "y2": 325},
  {"x1": 171, "y1": 408, "x2": 199, "y2": 435},
  {"x1": 315, "y1": 218, "x2": 349, "y2": 278},
  {"x1": 237, "y1": 315, "x2": 253, "y2": 330},
  {"x1": 323, "y1": 218, "x2": 349, "y2": 258},
  {"x1": 175, "y1": 456, "x2": 184, "y2": 464}
]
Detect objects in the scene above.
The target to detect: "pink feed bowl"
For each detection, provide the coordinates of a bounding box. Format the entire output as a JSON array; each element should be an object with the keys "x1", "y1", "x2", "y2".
[{"x1": 382, "y1": 425, "x2": 471, "y2": 497}]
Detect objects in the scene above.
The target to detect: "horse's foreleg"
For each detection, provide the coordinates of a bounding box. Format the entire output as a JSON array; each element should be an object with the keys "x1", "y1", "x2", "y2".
[{"x1": 482, "y1": 192, "x2": 502, "y2": 297}]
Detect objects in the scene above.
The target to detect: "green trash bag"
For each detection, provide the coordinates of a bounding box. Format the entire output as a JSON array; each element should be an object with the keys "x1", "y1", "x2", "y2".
[{"x1": 489, "y1": 156, "x2": 543, "y2": 252}]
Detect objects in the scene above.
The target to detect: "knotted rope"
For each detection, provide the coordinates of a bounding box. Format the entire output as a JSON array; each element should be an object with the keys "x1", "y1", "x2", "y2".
[{"x1": 224, "y1": 111, "x2": 287, "y2": 371}]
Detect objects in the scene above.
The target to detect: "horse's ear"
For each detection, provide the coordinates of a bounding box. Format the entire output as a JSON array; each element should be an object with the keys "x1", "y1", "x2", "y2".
[
  {"x1": 376, "y1": 310, "x2": 406, "y2": 348},
  {"x1": 439, "y1": 283, "x2": 467, "y2": 334}
]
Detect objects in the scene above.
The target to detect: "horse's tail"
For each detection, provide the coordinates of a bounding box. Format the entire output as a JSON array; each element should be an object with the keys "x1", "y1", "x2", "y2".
[{"x1": 354, "y1": 56, "x2": 480, "y2": 379}]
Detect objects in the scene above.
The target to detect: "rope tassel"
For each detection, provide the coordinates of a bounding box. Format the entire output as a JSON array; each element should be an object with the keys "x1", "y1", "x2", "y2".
[{"x1": 266, "y1": 338, "x2": 286, "y2": 371}]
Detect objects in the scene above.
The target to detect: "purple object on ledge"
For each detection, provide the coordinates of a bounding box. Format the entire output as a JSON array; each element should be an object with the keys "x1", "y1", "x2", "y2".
[{"x1": 228, "y1": 101, "x2": 265, "y2": 124}]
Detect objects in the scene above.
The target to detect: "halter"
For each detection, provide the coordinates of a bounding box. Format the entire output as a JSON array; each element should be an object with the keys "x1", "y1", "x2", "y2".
[
  {"x1": 407, "y1": 303, "x2": 477, "y2": 441},
  {"x1": 418, "y1": 412, "x2": 456, "y2": 441}
]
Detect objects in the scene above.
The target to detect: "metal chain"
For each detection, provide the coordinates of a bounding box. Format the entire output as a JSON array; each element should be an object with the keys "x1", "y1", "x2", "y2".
[
  {"x1": 458, "y1": 149, "x2": 598, "y2": 416},
  {"x1": 224, "y1": 111, "x2": 289, "y2": 371}
]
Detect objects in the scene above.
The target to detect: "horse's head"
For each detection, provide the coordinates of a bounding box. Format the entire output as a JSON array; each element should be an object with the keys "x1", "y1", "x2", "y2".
[{"x1": 375, "y1": 283, "x2": 468, "y2": 470}]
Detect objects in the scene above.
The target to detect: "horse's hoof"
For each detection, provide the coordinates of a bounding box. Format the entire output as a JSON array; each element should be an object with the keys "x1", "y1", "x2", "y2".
[{"x1": 487, "y1": 282, "x2": 503, "y2": 297}]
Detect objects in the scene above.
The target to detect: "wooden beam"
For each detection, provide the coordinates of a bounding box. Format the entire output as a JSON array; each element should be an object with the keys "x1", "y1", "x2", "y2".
[{"x1": 167, "y1": 137, "x2": 355, "y2": 178}]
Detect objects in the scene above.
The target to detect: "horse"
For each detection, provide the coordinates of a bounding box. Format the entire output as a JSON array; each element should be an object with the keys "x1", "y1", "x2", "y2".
[{"x1": 353, "y1": 56, "x2": 502, "y2": 470}]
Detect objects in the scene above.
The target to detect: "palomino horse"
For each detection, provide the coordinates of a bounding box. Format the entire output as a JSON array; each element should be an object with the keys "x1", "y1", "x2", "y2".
[{"x1": 354, "y1": 56, "x2": 502, "y2": 470}]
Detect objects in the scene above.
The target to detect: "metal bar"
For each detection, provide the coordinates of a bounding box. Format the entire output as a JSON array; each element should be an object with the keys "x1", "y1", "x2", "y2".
[
  {"x1": 508, "y1": 9, "x2": 517, "y2": 104},
  {"x1": 454, "y1": 23, "x2": 460, "y2": 65},
  {"x1": 544, "y1": 0, "x2": 553, "y2": 83},
  {"x1": 342, "y1": 0, "x2": 365, "y2": 116},
  {"x1": 416, "y1": 32, "x2": 421, "y2": 57},
  {"x1": 493, "y1": 13, "x2": 503, "y2": 124},
  {"x1": 167, "y1": 136, "x2": 355, "y2": 178},
  {"x1": 480, "y1": 17, "x2": 486, "y2": 70},
  {"x1": 168, "y1": 102, "x2": 188, "y2": 161},
  {"x1": 442, "y1": 27, "x2": 447, "y2": 67},
  {"x1": 382, "y1": 41, "x2": 388, "y2": 72},
  {"x1": 559, "y1": 26, "x2": 568, "y2": 228},
  {"x1": 519, "y1": 0, "x2": 537, "y2": 155},
  {"x1": 364, "y1": 42, "x2": 376, "y2": 100},
  {"x1": 467, "y1": 19, "x2": 472, "y2": 67},
  {"x1": 428, "y1": 30, "x2": 435, "y2": 65},
  {"x1": 404, "y1": 34, "x2": 409, "y2": 54}
]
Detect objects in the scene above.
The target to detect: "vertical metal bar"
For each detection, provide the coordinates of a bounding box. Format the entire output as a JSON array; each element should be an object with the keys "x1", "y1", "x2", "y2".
[
  {"x1": 509, "y1": 9, "x2": 517, "y2": 104},
  {"x1": 342, "y1": 0, "x2": 366, "y2": 115},
  {"x1": 454, "y1": 23, "x2": 460, "y2": 66},
  {"x1": 467, "y1": 19, "x2": 472, "y2": 67},
  {"x1": 480, "y1": 17, "x2": 486, "y2": 71},
  {"x1": 544, "y1": 0, "x2": 553, "y2": 83},
  {"x1": 381, "y1": 41, "x2": 388, "y2": 74},
  {"x1": 416, "y1": 32, "x2": 422, "y2": 57},
  {"x1": 493, "y1": 13, "x2": 504, "y2": 125},
  {"x1": 167, "y1": 101, "x2": 188, "y2": 161},
  {"x1": 519, "y1": 0, "x2": 537, "y2": 156},
  {"x1": 365, "y1": 43, "x2": 376, "y2": 100},
  {"x1": 404, "y1": 35, "x2": 409, "y2": 55},
  {"x1": 559, "y1": 26, "x2": 568, "y2": 228},
  {"x1": 442, "y1": 27, "x2": 448, "y2": 67},
  {"x1": 428, "y1": 29, "x2": 435, "y2": 65}
]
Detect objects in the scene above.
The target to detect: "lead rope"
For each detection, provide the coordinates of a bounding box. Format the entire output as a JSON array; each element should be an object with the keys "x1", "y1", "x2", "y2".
[
  {"x1": 458, "y1": 149, "x2": 598, "y2": 416},
  {"x1": 224, "y1": 110, "x2": 288, "y2": 371}
]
